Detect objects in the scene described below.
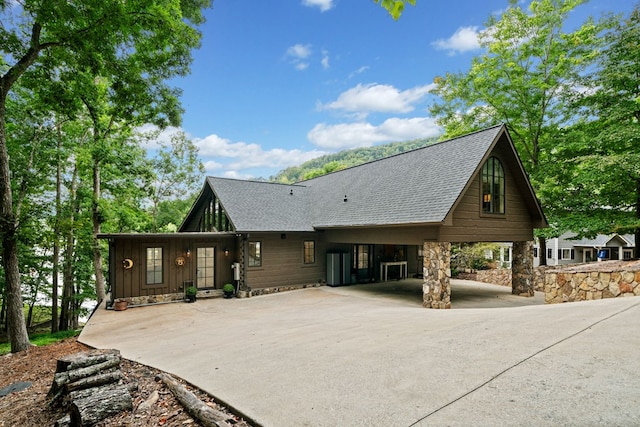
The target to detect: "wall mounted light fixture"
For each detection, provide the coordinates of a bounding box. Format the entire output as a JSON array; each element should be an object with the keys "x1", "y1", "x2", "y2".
[
  {"x1": 186, "y1": 249, "x2": 191, "y2": 258},
  {"x1": 224, "y1": 248, "x2": 229, "y2": 257}
]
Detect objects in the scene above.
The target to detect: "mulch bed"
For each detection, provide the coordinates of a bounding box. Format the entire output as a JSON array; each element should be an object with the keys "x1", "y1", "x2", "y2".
[{"x1": 0, "y1": 337, "x2": 252, "y2": 426}]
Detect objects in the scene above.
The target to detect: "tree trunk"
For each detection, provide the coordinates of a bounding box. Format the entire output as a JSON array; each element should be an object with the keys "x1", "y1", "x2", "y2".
[
  {"x1": 0, "y1": 96, "x2": 30, "y2": 353},
  {"x1": 51, "y1": 126, "x2": 63, "y2": 333},
  {"x1": 59, "y1": 162, "x2": 78, "y2": 332},
  {"x1": 538, "y1": 236, "x2": 548, "y2": 266},
  {"x1": 159, "y1": 373, "x2": 231, "y2": 427},
  {"x1": 92, "y1": 158, "x2": 106, "y2": 304},
  {"x1": 70, "y1": 386, "x2": 132, "y2": 426},
  {"x1": 635, "y1": 178, "x2": 640, "y2": 259}
]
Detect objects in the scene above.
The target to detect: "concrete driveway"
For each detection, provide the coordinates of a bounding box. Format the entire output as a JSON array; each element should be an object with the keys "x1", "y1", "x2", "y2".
[{"x1": 80, "y1": 280, "x2": 640, "y2": 426}]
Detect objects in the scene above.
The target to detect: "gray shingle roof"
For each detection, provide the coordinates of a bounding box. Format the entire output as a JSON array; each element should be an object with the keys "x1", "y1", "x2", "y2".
[
  {"x1": 560, "y1": 232, "x2": 636, "y2": 247},
  {"x1": 206, "y1": 125, "x2": 522, "y2": 232},
  {"x1": 304, "y1": 125, "x2": 504, "y2": 227},
  {"x1": 207, "y1": 178, "x2": 314, "y2": 232}
]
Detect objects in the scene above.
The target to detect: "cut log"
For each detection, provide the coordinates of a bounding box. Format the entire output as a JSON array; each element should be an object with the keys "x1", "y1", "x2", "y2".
[
  {"x1": 47, "y1": 350, "x2": 121, "y2": 401},
  {"x1": 70, "y1": 386, "x2": 133, "y2": 426},
  {"x1": 66, "y1": 370, "x2": 122, "y2": 393},
  {"x1": 67, "y1": 358, "x2": 121, "y2": 382},
  {"x1": 56, "y1": 349, "x2": 121, "y2": 372},
  {"x1": 158, "y1": 373, "x2": 231, "y2": 427},
  {"x1": 54, "y1": 414, "x2": 71, "y2": 427},
  {"x1": 68, "y1": 381, "x2": 138, "y2": 404}
]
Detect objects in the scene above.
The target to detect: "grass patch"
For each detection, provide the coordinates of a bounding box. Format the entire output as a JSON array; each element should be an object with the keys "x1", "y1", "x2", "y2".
[{"x1": 0, "y1": 329, "x2": 81, "y2": 356}]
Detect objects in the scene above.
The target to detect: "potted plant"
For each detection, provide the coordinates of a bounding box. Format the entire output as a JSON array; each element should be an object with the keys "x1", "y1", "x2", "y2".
[
  {"x1": 113, "y1": 299, "x2": 128, "y2": 311},
  {"x1": 223, "y1": 283, "x2": 235, "y2": 299},
  {"x1": 185, "y1": 286, "x2": 198, "y2": 303}
]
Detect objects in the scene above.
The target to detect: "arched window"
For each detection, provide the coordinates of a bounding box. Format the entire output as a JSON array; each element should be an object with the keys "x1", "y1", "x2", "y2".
[{"x1": 482, "y1": 157, "x2": 505, "y2": 214}]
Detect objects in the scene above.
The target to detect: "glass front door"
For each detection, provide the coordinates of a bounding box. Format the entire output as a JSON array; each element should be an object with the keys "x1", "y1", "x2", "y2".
[{"x1": 197, "y1": 247, "x2": 215, "y2": 289}]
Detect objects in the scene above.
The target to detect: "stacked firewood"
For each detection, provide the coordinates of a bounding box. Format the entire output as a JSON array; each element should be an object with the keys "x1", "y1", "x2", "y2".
[{"x1": 47, "y1": 349, "x2": 136, "y2": 427}]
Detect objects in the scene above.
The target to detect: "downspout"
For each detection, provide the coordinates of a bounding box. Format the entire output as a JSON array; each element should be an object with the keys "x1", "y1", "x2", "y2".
[{"x1": 107, "y1": 239, "x2": 116, "y2": 308}]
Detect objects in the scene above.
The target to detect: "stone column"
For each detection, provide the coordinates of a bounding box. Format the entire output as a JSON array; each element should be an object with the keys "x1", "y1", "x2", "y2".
[
  {"x1": 422, "y1": 241, "x2": 451, "y2": 309},
  {"x1": 512, "y1": 241, "x2": 534, "y2": 296}
]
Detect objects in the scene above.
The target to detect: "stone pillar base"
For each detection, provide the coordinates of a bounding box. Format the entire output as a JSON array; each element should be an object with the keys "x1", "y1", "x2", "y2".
[
  {"x1": 512, "y1": 240, "x2": 534, "y2": 297},
  {"x1": 422, "y1": 241, "x2": 451, "y2": 309}
]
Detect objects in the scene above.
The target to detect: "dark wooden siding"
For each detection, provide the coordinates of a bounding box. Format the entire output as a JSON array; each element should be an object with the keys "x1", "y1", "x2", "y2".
[
  {"x1": 245, "y1": 232, "x2": 326, "y2": 289},
  {"x1": 322, "y1": 226, "x2": 439, "y2": 245},
  {"x1": 110, "y1": 236, "x2": 237, "y2": 299},
  {"x1": 440, "y1": 145, "x2": 534, "y2": 243}
]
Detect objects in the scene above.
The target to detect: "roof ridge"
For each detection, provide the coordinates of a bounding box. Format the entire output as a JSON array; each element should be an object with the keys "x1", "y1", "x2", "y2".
[
  {"x1": 299, "y1": 124, "x2": 504, "y2": 184},
  {"x1": 208, "y1": 176, "x2": 307, "y2": 187}
]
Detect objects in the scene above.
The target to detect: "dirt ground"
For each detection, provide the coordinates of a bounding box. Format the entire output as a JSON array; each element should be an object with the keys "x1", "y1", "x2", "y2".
[{"x1": 0, "y1": 337, "x2": 252, "y2": 427}]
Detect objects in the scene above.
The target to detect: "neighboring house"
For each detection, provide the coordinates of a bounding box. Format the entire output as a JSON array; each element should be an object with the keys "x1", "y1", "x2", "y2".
[
  {"x1": 534, "y1": 233, "x2": 636, "y2": 267},
  {"x1": 99, "y1": 124, "x2": 547, "y2": 308}
]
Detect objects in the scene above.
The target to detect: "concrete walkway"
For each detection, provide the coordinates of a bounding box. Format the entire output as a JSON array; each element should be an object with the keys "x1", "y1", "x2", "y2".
[{"x1": 80, "y1": 280, "x2": 640, "y2": 426}]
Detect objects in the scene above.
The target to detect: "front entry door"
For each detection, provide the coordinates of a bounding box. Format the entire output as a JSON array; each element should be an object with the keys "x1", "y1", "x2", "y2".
[
  {"x1": 196, "y1": 247, "x2": 215, "y2": 289},
  {"x1": 353, "y1": 244, "x2": 374, "y2": 283}
]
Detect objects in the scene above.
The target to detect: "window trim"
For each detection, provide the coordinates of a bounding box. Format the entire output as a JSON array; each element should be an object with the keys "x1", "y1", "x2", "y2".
[
  {"x1": 303, "y1": 240, "x2": 316, "y2": 265},
  {"x1": 560, "y1": 248, "x2": 575, "y2": 260},
  {"x1": 145, "y1": 246, "x2": 164, "y2": 285},
  {"x1": 481, "y1": 156, "x2": 506, "y2": 216},
  {"x1": 248, "y1": 241, "x2": 262, "y2": 268}
]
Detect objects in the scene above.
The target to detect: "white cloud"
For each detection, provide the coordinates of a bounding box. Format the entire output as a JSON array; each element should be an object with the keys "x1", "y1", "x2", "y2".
[
  {"x1": 301, "y1": 0, "x2": 334, "y2": 12},
  {"x1": 135, "y1": 124, "x2": 184, "y2": 149},
  {"x1": 195, "y1": 134, "x2": 327, "y2": 176},
  {"x1": 136, "y1": 124, "x2": 328, "y2": 179},
  {"x1": 286, "y1": 43, "x2": 312, "y2": 70},
  {"x1": 349, "y1": 66, "x2": 369, "y2": 79},
  {"x1": 286, "y1": 43, "x2": 312, "y2": 59},
  {"x1": 307, "y1": 117, "x2": 441, "y2": 149},
  {"x1": 321, "y1": 83, "x2": 435, "y2": 116},
  {"x1": 321, "y1": 50, "x2": 330, "y2": 69},
  {"x1": 432, "y1": 26, "x2": 482, "y2": 55}
]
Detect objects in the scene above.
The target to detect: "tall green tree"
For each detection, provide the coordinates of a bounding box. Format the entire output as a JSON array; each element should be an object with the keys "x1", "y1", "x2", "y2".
[
  {"x1": 0, "y1": 0, "x2": 211, "y2": 352},
  {"x1": 145, "y1": 130, "x2": 204, "y2": 232},
  {"x1": 429, "y1": 0, "x2": 611, "y2": 263},
  {"x1": 561, "y1": 5, "x2": 640, "y2": 254}
]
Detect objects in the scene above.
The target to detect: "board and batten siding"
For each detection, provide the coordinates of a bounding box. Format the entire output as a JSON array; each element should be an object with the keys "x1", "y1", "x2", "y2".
[
  {"x1": 110, "y1": 236, "x2": 236, "y2": 299},
  {"x1": 245, "y1": 232, "x2": 326, "y2": 289},
  {"x1": 439, "y1": 147, "x2": 535, "y2": 243}
]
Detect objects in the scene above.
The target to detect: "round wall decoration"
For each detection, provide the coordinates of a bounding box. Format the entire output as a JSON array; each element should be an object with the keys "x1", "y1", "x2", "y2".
[
  {"x1": 123, "y1": 258, "x2": 134, "y2": 269},
  {"x1": 175, "y1": 256, "x2": 186, "y2": 266}
]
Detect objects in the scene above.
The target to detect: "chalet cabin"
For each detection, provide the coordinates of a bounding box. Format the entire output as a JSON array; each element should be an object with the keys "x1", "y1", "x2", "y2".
[{"x1": 100, "y1": 124, "x2": 547, "y2": 308}]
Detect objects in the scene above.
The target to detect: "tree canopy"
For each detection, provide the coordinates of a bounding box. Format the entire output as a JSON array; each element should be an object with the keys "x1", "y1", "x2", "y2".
[
  {"x1": 0, "y1": 0, "x2": 211, "y2": 352},
  {"x1": 427, "y1": 0, "x2": 632, "y2": 254}
]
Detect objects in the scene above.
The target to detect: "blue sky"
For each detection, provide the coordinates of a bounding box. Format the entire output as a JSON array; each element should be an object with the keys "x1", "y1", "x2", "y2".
[{"x1": 151, "y1": 0, "x2": 634, "y2": 180}]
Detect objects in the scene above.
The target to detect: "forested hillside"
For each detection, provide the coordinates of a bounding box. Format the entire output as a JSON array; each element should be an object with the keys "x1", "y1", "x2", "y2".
[{"x1": 272, "y1": 136, "x2": 440, "y2": 183}]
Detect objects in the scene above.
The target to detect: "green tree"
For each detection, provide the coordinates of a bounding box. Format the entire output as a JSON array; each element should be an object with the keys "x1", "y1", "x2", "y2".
[
  {"x1": 145, "y1": 130, "x2": 204, "y2": 232},
  {"x1": 374, "y1": 0, "x2": 416, "y2": 20},
  {"x1": 429, "y1": 0, "x2": 611, "y2": 264},
  {"x1": 0, "y1": 0, "x2": 211, "y2": 352},
  {"x1": 560, "y1": 5, "x2": 640, "y2": 254}
]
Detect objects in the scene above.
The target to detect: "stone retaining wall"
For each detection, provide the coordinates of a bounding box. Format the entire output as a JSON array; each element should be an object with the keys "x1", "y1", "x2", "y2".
[
  {"x1": 462, "y1": 267, "x2": 548, "y2": 292},
  {"x1": 114, "y1": 282, "x2": 324, "y2": 308},
  {"x1": 475, "y1": 269, "x2": 511, "y2": 287},
  {"x1": 544, "y1": 261, "x2": 640, "y2": 304},
  {"x1": 248, "y1": 282, "x2": 323, "y2": 297}
]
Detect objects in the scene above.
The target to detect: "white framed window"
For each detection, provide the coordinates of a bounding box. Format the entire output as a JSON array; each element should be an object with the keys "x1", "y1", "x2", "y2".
[
  {"x1": 547, "y1": 248, "x2": 553, "y2": 259},
  {"x1": 623, "y1": 250, "x2": 633, "y2": 260},
  {"x1": 561, "y1": 249, "x2": 575, "y2": 260}
]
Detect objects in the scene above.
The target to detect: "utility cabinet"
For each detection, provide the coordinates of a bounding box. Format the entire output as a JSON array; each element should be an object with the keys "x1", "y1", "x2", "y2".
[{"x1": 326, "y1": 252, "x2": 351, "y2": 286}]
